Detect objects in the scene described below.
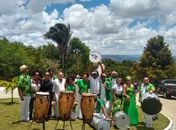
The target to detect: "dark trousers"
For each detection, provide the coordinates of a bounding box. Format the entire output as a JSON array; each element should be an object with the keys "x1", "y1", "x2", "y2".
[{"x1": 29, "y1": 96, "x2": 35, "y2": 120}]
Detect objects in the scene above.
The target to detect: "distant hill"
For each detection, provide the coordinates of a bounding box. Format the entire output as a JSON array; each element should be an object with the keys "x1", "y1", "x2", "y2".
[
  {"x1": 102, "y1": 55, "x2": 140, "y2": 61},
  {"x1": 103, "y1": 55, "x2": 176, "y2": 62}
]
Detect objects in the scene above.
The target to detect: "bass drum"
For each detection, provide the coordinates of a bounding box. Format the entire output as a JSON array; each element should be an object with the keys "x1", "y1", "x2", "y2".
[
  {"x1": 91, "y1": 116, "x2": 110, "y2": 130},
  {"x1": 113, "y1": 111, "x2": 130, "y2": 130},
  {"x1": 141, "y1": 93, "x2": 162, "y2": 115}
]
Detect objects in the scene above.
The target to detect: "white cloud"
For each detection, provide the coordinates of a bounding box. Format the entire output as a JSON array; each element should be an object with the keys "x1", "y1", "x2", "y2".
[
  {"x1": 28, "y1": 0, "x2": 74, "y2": 13},
  {"x1": 0, "y1": 0, "x2": 176, "y2": 55}
]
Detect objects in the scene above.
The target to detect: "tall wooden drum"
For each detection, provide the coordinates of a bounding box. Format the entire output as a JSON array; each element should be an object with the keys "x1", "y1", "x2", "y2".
[
  {"x1": 81, "y1": 93, "x2": 95, "y2": 122},
  {"x1": 34, "y1": 92, "x2": 50, "y2": 123},
  {"x1": 59, "y1": 91, "x2": 74, "y2": 121}
]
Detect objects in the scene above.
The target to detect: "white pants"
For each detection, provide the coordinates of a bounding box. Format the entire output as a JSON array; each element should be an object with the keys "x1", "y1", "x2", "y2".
[
  {"x1": 21, "y1": 96, "x2": 31, "y2": 121},
  {"x1": 77, "y1": 93, "x2": 82, "y2": 119},
  {"x1": 105, "y1": 100, "x2": 112, "y2": 115},
  {"x1": 144, "y1": 113, "x2": 153, "y2": 127},
  {"x1": 54, "y1": 93, "x2": 59, "y2": 118}
]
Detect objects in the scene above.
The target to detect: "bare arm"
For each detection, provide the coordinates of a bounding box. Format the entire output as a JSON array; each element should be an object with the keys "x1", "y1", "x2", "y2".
[
  {"x1": 102, "y1": 107, "x2": 108, "y2": 118},
  {"x1": 113, "y1": 88, "x2": 116, "y2": 101}
]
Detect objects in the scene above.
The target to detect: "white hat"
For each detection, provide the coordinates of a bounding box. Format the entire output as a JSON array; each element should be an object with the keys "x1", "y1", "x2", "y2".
[{"x1": 20, "y1": 65, "x2": 28, "y2": 72}]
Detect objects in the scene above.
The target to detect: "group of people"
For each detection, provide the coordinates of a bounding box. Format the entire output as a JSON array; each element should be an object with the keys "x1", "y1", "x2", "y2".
[{"x1": 17, "y1": 63, "x2": 156, "y2": 129}]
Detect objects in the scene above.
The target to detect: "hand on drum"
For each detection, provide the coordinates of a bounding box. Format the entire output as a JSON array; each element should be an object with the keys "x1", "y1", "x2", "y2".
[
  {"x1": 149, "y1": 90, "x2": 154, "y2": 94},
  {"x1": 51, "y1": 101, "x2": 56, "y2": 106}
]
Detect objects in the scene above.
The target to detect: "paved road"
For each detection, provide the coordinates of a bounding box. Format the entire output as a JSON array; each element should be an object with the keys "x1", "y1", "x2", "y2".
[
  {"x1": 0, "y1": 87, "x2": 19, "y2": 98},
  {"x1": 159, "y1": 95, "x2": 176, "y2": 129}
]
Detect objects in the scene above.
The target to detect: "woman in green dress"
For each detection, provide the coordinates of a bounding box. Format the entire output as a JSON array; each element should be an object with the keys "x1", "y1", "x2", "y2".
[
  {"x1": 112, "y1": 78, "x2": 124, "y2": 116},
  {"x1": 65, "y1": 75, "x2": 76, "y2": 93},
  {"x1": 123, "y1": 76, "x2": 138, "y2": 126}
]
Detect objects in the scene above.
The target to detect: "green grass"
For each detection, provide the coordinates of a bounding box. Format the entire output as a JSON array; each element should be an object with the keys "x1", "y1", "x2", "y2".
[{"x1": 0, "y1": 98, "x2": 169, "y2": 130}]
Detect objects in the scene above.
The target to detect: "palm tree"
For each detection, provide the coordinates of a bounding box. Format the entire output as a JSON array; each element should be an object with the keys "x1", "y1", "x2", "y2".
[
  {"x1": 0, "y1": 77, "x2": 18, "y2": 103},
  {"x1": 44, "y1": 23, "x2": 72, "y2": 72}
]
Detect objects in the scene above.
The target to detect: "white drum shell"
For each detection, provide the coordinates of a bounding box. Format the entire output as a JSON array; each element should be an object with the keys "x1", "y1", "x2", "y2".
[
  {"x1": 113, "y1": 111, "x2": 130, "y2": 130},
  {"x1": 91, "y1": 116, "x2": 110, "y2": 130}
]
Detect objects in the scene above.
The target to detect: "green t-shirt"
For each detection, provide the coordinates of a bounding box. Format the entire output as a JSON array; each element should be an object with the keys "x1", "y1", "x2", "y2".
[
  {"x1": 105, "y1": 80, "x2": 112, "y2": 101},
  {"x1": 66, "y1": 84, "x2": 75, "y2": 92},
  {"x1": 76, "y1": 79, "x2": 89, "y2": 94},
  {"x1": 96, "y1": 98, "x2": 104, "y2": 113},
  {"x1": 139, "y1": 83, "x2": 155, "y2": 102},
  {"x1": 18, "y1": 74, "x2": 31, "y2": 96}
]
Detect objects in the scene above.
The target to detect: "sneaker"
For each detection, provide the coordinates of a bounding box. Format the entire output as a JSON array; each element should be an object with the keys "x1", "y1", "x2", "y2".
[{"x1": 146, "y1": 125, "x2": 152, "y2": 128}]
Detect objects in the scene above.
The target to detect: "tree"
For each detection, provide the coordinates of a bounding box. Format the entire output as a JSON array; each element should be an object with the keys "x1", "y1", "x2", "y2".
[
  {"x1": 135, "y1": 35, "x2": 174, "y2": 82},
  {"x1": 140, "y1": 35, "x2": 173, "y2": 69},
  {"x1": 66, "y1": 37, "x2": 90, "y2": 75},
  {"x1": 44, "y1": 23, "x2": 72, "y2": 72}
]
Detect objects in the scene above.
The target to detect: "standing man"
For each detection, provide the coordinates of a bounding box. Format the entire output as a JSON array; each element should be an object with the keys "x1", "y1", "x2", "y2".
[
  {"x1": 100, "y1": 73, "x2": 112, "y2": 116},
  {"x1": 18, "y1": 65, "x2": 31, "y2": 122},
  {"x1": 40, "y1": 72, "x2": 54, "y2": 117},
  {"x1": 53, "y1": 71, "x2": 66, "y2": 118},
  {"x1": 139, "y1": 77, "x2": 155, "y2": 128},
  {"x1": 89, "y1": 71, "x2": 101, "y2": 95}
]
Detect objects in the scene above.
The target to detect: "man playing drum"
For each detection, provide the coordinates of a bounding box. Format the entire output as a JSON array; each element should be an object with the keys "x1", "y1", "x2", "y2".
[
  {"x1": 91, "y1": 94, "x2": 110, "y2": 130},
  {"x1": 139, "y1": 77, "x2": 155, "y2": 128},
  {"x1": 100, "y1": 73, "x2": 112, "y2": 116}
]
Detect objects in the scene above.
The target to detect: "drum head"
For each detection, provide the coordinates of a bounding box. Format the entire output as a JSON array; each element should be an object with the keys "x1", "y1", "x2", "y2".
[
  {"x1": 89, "y1": 51, "x2": 102, "y2": 63},
  {"x1": 60, "y1": 91, "x2": 74, "y2": 94},
  {"x1": 141, "y1": 98, "x2": 162, "y2": 115},
  {"x1": 36, "y1": 92, "x2": 49, "y2": 95},
  {"x1": 82, "y1": 93, "x2": 95, "y2": 96}
]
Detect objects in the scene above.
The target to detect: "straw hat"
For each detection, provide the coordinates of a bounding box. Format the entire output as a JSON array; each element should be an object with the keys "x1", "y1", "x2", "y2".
[{"x1": 20, "y1": 65, "x2": 28, "y2": 72}]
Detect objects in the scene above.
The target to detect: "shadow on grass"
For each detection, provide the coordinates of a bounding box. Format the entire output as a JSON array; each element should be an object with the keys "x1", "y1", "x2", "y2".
[
  {"x1": 0, "y1": 102, "x2": 19, "y2": 105},
  {"x1": 136, "y1": 122, "x2": 155, "y2": 130}
]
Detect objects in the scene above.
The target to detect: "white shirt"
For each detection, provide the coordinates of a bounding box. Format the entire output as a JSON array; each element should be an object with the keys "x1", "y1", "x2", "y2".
[
  {"x1": 141, "y1": 83, "x2": 147, "y2": 96},
  {"x1": 112, "y1": 84, "x2": 123, "y2": 95},
  {"x1": 53, "y1": 78, "x2": 66, "y2": 94},
  {"x1": 31, "y1": 79, "x2": 41, "y2": 92},
  {"x1": 89, "y1": 75, "x2": 100, "y2": 94},
  {"x1": 111, "y1": 78, "x2": 117, "y2": 87}
]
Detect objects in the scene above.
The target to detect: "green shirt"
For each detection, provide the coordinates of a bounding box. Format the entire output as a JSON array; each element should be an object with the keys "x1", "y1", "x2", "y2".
[
  {"x1": 18, "y1": 74, "x2": 31, "y2": 96},
  {"x1": 139, "y1": 83, "x2": 155, "y2": 102},
  {"x1": 105, "y1": 80, "x2": 112, "y2": 101},
  {"x1": 96, "y1": 98, "x2": 104, "y2": 113},
  {"x1": 66, "y1": 84, "x2": 75, "y2": 92},
  {"x1": 76, "y1": 79, "x2": 89, "y2": 94}
]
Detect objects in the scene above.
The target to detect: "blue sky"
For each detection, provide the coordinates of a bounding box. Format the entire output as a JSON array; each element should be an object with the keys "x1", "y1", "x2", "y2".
[{"x1": 0, "y1": 0, "x2": 176, "y2": 55}]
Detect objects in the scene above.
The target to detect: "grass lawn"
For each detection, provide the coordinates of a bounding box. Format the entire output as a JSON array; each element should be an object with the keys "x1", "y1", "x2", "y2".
[{"x1": 0, "y1": 98, "x2": 169, "y2": 130}]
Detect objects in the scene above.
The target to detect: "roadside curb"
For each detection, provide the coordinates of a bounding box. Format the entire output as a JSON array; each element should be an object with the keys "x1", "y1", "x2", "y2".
[{"x1": 163, "y1": 115, "x2": 174, "y2": 130}]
